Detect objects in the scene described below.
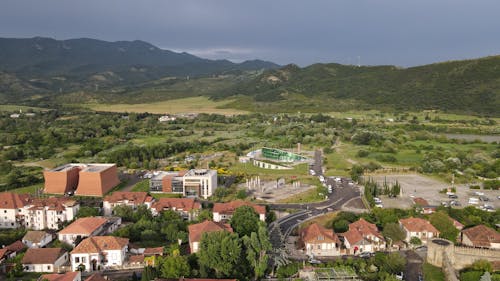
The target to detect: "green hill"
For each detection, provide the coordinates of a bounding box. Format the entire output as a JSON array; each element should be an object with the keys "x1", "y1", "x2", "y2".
[{"x1": 213, "y1": 56, "x2": 500, "y2": 115}]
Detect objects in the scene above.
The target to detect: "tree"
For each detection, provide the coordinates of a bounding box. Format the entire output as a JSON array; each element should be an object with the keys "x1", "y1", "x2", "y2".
[
  {"x1": 230, "y1": 205, "x2": 260, "y2": 237},
  {"x1": 159, "y1": 255, "x2": 190, "y2": 278},
  {"x1": 333, "y1": 220, "x2": 349, "y2": 233},
  {"x1": 350, "y1": 164, "x2": 364, "y2": 182},
  {"x1": 243, "y1": 226, "x2": 271, "y2": 280},
  {"x1": 113, "y1": 205, "x2": 134, "y2": 221},
  {"x1": 429, "y1": 211, "x2": 459, "y2": 242},
  {"x1": 141, "y1": 266, "x2": 157, "y2": 281},
  {"x1": 77, "y1": 206, "x2": 99, "y2": 218},
  {"x1": 382, "y1": 223, "x2": 405, "y2": 244},
  {"x1": 198, "y1": 231, "x2": 242, "y2": 278},
  {"x1": 410, "y1": 236, "x2": 422, "y2": 246}
]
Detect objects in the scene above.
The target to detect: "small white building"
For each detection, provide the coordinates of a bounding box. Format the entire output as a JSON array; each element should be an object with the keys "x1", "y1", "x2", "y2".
[
  {"x1": 300, "y1": 223, "x2": 342, "y2": 257},
  {"x1": 399, "y1": 217, "x2": 440, "y2": 244},
  {"x1": 70, "y1": 236, "x2": 129, "y2": 272},
  {"x1": 22, "y1": 231, "x2": 53, "y2": 248},
  {"x1": 22, "y1": 248, "x2": 68, "y2": 273},
  {"x1": 58, "y1": 217, "x2": 121, "y2": 246},
  {"x1": 213, "y1": 200, "x2": 266, "y2": 222},
  {"x1": 0, "y1": 192, "x2": 31, "y2": 229}
]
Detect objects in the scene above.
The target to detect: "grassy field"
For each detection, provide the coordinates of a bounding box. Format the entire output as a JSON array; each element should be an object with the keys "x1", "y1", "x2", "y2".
[
  {"x1": 86, "y1": 96, "x2": 249, "y2": 115},
  {"x1": 131, "y1": 180, "x2": 150, "y2": 192},
  {"x1": 9, "y1": 184, "x2": 43, "y2": 195},
  {"x1": 0, "y1": 104, "x2": 49, "y2": 112},
  {"x1": 277, "y1": 187, "x2": 327, "y2": 203},
  {"x1": 422, "y1": 263, "x2": 445, "y2": 281}
]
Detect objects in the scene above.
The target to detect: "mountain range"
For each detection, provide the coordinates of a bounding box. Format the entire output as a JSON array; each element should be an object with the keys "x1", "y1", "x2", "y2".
[{"x1": 0, "y1": 37, "x2": 499, "y2": 116}]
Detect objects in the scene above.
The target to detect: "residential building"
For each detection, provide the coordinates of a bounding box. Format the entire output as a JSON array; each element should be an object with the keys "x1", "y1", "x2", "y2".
[
  {"x1": 22, "y1": 231, "x2": 53, "y2": 248},
  {"x1": 103, "y1": 191, "x2": 154, "y2": 216},
  {"x1": 183, "y1": 169, "x2": 217, "y2": 199},
  {"x1": 300, "y1": 223, "x2": 341, "y2": 257},
  {"x1": 150, "y1": 171, "x2": 187, "y2": 193},
  {"x1": 58, "y1": 217, "x2": 121, "y2": 246},
  {"x1": 39, "y1": 271, "x2": 81, "y2": 281},
  {"x1": 188, "y1": 220, "x2": 233, "y2": 253},
  {"x1": 44, "y1": 163, "x2": 120, "y2": 197},
  {"x1": 70, "y1": 236, "x2": 129, "y2": 272},
  {"x1": 23, "y1": 197, "x2": 79, "y2": 230},
  {"x1": 0, "y1": 240, "x2": 27, "y2": 264},
  {"x1": 0, "y1": 192, "x2": 31, "y2": 228},
  {"x1": 340, "y1": 218, "x2": 386, "y2": 254},
  {"x1": 151, "y1": 198, "x2": 201, "y2": 220},
  {"x1": 22, "y1": 248, "x2": 68, "y2": 273},
  {"x1": 399, "y1": 217, "x2": 440, "y2": 244},
  {"x1": 213, "y1": 200, "x2": 266, "y2": 222},
  {"x1": 461, "y1": 225, "x2": 500, "y2": 249}
]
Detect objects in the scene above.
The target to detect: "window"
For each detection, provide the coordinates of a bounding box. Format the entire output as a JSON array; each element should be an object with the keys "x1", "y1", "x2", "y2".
[
  {"x1": 317, "y1": 235, "x2": 324, "y2": 241},
  {"x1": 3, "y1": 210, "x2": 6, "y2": 213},
  {"x1": 82, "y1": 257, "x2": 86, "y2": 263},
  {"x1": 47, "y1": 265, "x2": 51, "y2": 271},
  {"x1": 317, "y1": 245, "x2": 321, "y2": 249},
  {"x1": 75, "y1": 257, "x2": 80, "y2": 263}
]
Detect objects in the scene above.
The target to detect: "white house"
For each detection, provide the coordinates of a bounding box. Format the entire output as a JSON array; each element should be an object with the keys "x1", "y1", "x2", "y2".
[
  {"x1": 58, "y1": 217, "x2": 121, "y2": 246},
  {"x1": 70, "y1": 236, "x2": 129, "y2": 272},
  {"x1": 399, "y1": 217, "x2": 440, "y2": 244},
  {"x1": 188, "y1": 220, "x2": 233, "y2": 253},
  {"x1": 0, "y1": 192, "x2": 31, "y2": 228},
  {"x1": 22, "y1": 248, "x2": 68, "y2": 273},
  {"x1": 300, "y1": 223, "x2": 342, "y2": 257},
  {"x1": 212, "y1": 200, "x2": 266, "y2": 222},
  {"x1": 22, "y1": 231, "x2": 53, "y2": 248},
  {"x1": 461, "y1": 225, "x2": 500, "y2": 249},
  {"x1": 340, "y1": 218, "x2": 386, "y2": 255},
  {"x1": 22, "y1": 197, "x2": 79, "y2": 230},
  {"x1": 103, "y1": 191, "x2": 154, "y2": 216}
]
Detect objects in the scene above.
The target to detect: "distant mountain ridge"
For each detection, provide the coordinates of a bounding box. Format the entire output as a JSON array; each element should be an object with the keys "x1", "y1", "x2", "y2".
[{"x1": 0, "y1": 37, "x2": 279, "y2": 100}]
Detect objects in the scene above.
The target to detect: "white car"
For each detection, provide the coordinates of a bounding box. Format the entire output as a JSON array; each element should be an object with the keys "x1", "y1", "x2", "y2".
[
  {"x1": 396, "y1": 272, "x2": 404, "y2": 280},
  {"x1": 374, "y1": 197, "x2": 382, "y2": 204},
  {"x1": 474, "y1": 191, "x2": 485, "y2": 196},
  {"x1": 468, "y1": 197, "x2": 479, "y2": 205}
]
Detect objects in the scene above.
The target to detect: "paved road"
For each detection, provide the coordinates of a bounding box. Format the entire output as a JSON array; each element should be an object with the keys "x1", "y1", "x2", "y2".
[
  {"x1": 404, "y1": 250, "x2": 424, "y2": 281},
  {"x1": 267, "y1": 149, "x2": 362, "y2": 266}
]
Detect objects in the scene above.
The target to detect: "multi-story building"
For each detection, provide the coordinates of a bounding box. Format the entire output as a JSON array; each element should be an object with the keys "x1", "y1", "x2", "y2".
[
  {"x1": 300, "y1": 223, "x2": 342, "y2": 257},
  {"x1": 188, "y1": 220, "x2": 233, "y2": 253},
  {"x1": 70, "y1": 236, "x2": 129, "y2": 272},
  {"x1": 399, "y1": 217, "x2": 440, "y2": 244},
  {"x1": 103, "y1": 192, "x2": 154, "y2": 216},
  {"x1": 149, "y1": 169, "x2": 217, "y2": 199},
  {"x1": 213, "y1": 200, "x2": 266, "y2": 222},
  {"x1": 58, "y1": 217, "x2": 121, "y2": 246},
  {"x1": 151, "y1": 198, "x2": 201, "y2": 220},
  {"x1": 340, "y1": 218, "x2": 386, "y2": 254},
  {"x1": 23, "y1": 197, "x2": 79, "y2": 230},
  {"x1": 44, "y1": 163, "x2": 120, "y2": 197},
  {"x1": 0, "y1": 192, "x2": 31, "y2": 228}
]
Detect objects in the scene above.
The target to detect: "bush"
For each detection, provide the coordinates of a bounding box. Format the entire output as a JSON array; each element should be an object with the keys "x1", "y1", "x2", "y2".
[
  {"x1": 483, "y1": 180, "x2": 499, "y2": 190},
  {"x1": 469, "y1": 185, "x2": 481, "y2": 190},
  {"x1": 357, "y1": 150, "x2": 370, "y2": 157}
]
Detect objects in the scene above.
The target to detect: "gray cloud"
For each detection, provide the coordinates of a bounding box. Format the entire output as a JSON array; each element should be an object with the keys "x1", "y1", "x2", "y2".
[{"x1": 1, "y1": 0, "x2": 499, "y2": 66}]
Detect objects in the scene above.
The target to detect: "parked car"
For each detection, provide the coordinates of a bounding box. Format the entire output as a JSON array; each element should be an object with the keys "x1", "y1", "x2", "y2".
[
  {"x1": 479, "y1": 195, "x2": 489, "y2": 202},
  {"x1": 448, "y1": 194, "x2": 458, "y2": 199},
  {"x1": 374, "y1": 197, "x2": 382, "y2": 204},
  {"x1": 474, "y1": 191, "x2": 485, "y2": 196},
  {"x1": 308, "y1": 258, "x2": 322, "y2": 264},
  {"x1": 358, "y1": 252, "x2": 373, "y2": 258},
  {"x1": 468, "y1": 197, "x2": 479, "y2": 205}
]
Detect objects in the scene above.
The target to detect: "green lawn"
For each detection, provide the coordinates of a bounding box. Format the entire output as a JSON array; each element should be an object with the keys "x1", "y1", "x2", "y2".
[
  {"x1": 423, "y1": 263, "x2": 445, "y2": 281},
  {"x1": 151, "y1": 193, "x2": 182, "y2": 199},
  {"x1": 9, "y1": 184, "x2": 44, "y2": 195},
  {"x1": 131, "y1": 180, "x2": 150, "y2": 192}
]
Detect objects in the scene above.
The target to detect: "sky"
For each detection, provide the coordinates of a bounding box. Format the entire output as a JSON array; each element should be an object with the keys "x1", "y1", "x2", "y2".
[{"x1": 1, "y1": 0, "x2": 499, "y2": 67}]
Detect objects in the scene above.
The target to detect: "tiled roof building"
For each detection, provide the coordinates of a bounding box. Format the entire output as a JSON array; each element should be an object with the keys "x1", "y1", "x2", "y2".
[
  {"x1": 22, "y1": 248, "x2": 68, "y2": 273},
  {"x1": 399, "y1": 217, "x2": 440, "y2": 244},
  {"x1": 103, "y1": 191, "x2": 154, "y2": 216},
  {"x1": 213, "y1": 200, "x2": 266, "y2": 222},
  {"x1": 151, "y1": 198, "x2": 201, "y2": 220},
  {"x1": 188, "y1": 220, "x2": 233, "y2": 253},
  {"x1": 461, "y1": 225, "x2": 500, "y2": 249},
  {"x1": 300, "y1": 223, "x2": 341, "y2": 257},
  {"x1": 340, "y1": 218, "x2": 385, "y2": 254},
  {"x1": 70, "y1": 236, "x2": 129, "y2": 272}
]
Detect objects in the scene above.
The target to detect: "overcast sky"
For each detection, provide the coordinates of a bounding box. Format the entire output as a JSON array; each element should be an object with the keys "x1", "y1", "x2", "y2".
[{"x1": 1, "y1": 0, "x2": 499, "y2": 66}]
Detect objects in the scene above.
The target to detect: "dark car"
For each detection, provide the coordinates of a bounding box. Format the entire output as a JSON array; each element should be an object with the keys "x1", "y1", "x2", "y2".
[{"x1": 448, "y1": 194, "x2": 458, "y2": 199}]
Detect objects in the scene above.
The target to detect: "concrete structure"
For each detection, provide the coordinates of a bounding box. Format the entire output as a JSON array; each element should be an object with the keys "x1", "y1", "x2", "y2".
[
  {"x1": 23, "y1": 197, "x2": 79, "y2": 230},
  {"x1": 183, "y1": 169, "x2": 217, "y2": 199},
  {"x1": 151, "y1": 198, "x2": 201, "y2": 220},
  {"x1": 188, "y1": 220, "x2": 233, "y2": 253},
  {"x1": 150, "y1": 171, "x2": 187, "y2": 193},
  {"x1": 58, "y1": 217, "x2": 121, "y2": 246},
  {"x1": 399, "y1": 217, "x2": 440, "y2": 244},
  {"x1": 427, "y1": 238, "x2": 500, "y2": 271},
  {"x1": 340, "y1": 218, "x2": 386, "y2": 254},
  {"x1": 22, "y1": 248, "x2": 68, "y2": 273},
  {"x1": 44, "y1": 164, "x2": 120, "y2": 196},
  {"x1": 300, "y1": 223, "x2": 341, "y2": 257},
  {"x1": 212, "y1": 200, "x2": 266, "y2": 222},
  {"x1": 22, "y1": 231, "x2": 53, "y2": 248},
  {"x1": 0, "y1": 192, "x2": 31, "y2": 228},
  {"x1": 70, "y1": 236, "x2": 129, "y2": 272},
  {"x1": 103, "y1": 192, "x2": 154, "y2": 216},
  {"x1": 149, "y1": 169, "x2": 217, "y2": 199},
  {"x1": 461, "y1": 225, "x2": 500, "y2": 249}
]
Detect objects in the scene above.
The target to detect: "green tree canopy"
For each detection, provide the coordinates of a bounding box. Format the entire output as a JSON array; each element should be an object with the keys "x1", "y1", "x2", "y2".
[
  {"x1": 230, "y1": 205, "x2": 261, "y2": 237},
  {"x1": 429, "y1": 211, "x2": 459, "y2": 242},
  {"x1": 382, "y1": 222, "x2": 406, "y2": 244},
  {"x1": 76, "y1": 206, "x2": 99, "y2": 218},
  {"x1": 243, "y1": 225, "x2": 272, "y2": 280},
  {"x1": 159, "y1": 255, "x2": 190, "y2": 278},
  {"x1": 198, "y1": 231, "x2": 243, "y2": 279}
]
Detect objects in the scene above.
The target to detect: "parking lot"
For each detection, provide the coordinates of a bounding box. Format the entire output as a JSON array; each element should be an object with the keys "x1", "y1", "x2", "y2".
[{"x1": 367, "y1": 174, "x2": 500, "y2": 210}]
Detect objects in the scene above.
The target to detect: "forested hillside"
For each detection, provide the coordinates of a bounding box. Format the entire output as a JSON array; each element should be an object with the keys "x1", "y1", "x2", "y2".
[{"x1": 214, "y1": 56, "x2": 500, "y2": 115}]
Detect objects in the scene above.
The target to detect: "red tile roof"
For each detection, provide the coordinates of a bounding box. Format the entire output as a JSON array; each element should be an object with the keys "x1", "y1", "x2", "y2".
[
  {"x1": 128, "y1": 254, "x2": 145, "y2": 264},
  {"x1": 342, "y1": 218, "x2": 384, "y2": 245},
  {"x1": 413, "y1": 197, "x2": 429, "y2": 206},
  {"x1": 28, "y1": 197, "x2": 77, "y2": 211},
  {"x1": 144, "y1": 247, "x2": 163, "y2": 256},
  {"x1": 300, "y1": 223, "x2": 341, "y2": 244},
  {"x1": 104, "y1": 191, "x2": 152, "y2": 204},
  {"x1": 40, "y1": 272, "x2": 80, "y2": 281},
  {"x1": 152, "y1": 198, "x2": 201, "y2": 213},
  {"x1": 0, "y1": 192, "x2": 31, "y2": 209},
  {"x1": 58, "y1": 217, "x2": 108, "y2": 235},
  {"x1": 22, "y1": 248, "x2": 66, "y2": 264},
  {"x1": 188, "y1": 220, "x2": 233, "y2": 243},
  {"x1": 462, "y1": 225, "x2": 500, "y2": 248},
  {"x1": 213, "y1": 200, "x2": 266, "y2": 215},
  {"x1": 449, "y1": 218, "x2": 464, "y2": 230},
  {"x1": 71, "y1": 236, "x2": 129, "y2": 254},
  {"x1": 6, "y1": 240, "x2": 27, "y2": 252},
  {"x1": 399, "y1": 217, "x2": 440, "y2": 234},
  {"x1": 0, "y1": 248, "x2": 10, "y2": 260}
]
